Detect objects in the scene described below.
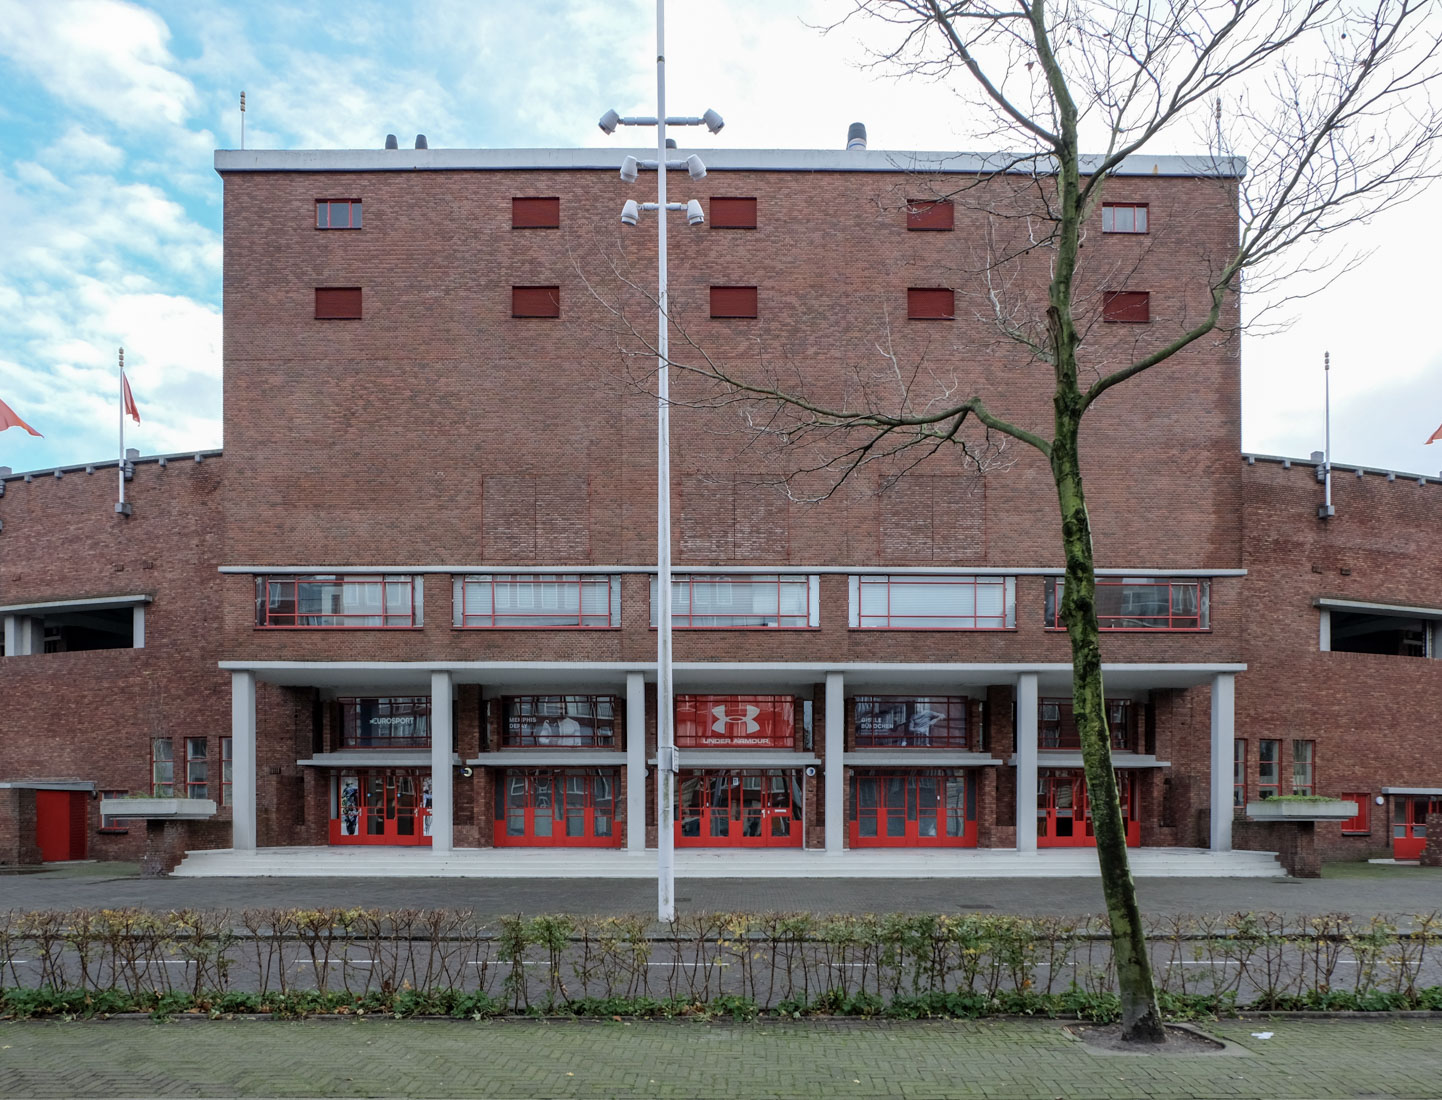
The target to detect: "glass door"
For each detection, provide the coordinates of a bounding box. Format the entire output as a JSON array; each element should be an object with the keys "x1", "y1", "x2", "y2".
[
  {"x1": 330, "y1": 770, "x2": 431, "y2": 846},
  {"x1": 676, "y1": 769, "x2": 802, "y2": 848}
]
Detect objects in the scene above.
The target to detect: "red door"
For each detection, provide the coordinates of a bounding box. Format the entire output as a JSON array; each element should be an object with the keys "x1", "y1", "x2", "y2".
[
  {"x1": 330, "y1": 771, "x2": 431, "y2": 846},
  {"x1": 494, "y1": 769, "x2": 620, "y2": 847},
  {"x1": 1037, "y1": 770, "x2": 1140, "y2": 848},
  {"x1": 849, "y1": 771, "x2": 976, "y2": 848},
  {"x1": 34, "y1": 790, "x2": 88, "y2": 861},
  {"x1": 676, "y1": 770, "x2": 802, "y2": 848},
  {"x1": 1392, "y1": 797, "x2": 1440, "y2": 860}
]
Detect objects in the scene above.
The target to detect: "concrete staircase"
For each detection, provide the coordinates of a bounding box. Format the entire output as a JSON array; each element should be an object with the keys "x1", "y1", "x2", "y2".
[{"x1": 173, "y1": 845, "x2": 1283, "y2": 879}]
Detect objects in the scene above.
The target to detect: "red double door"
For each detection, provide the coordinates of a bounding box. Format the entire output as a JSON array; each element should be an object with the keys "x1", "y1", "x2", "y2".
[
  {"x1": 494, "y1": 769, "x2": 620, "y2": 847},
  {"x1": 677, "y1": 770, "x2": 802, "y2": 847},
  {"x1": 35, "y1": 790, "x2": 88, "y2": 861},
  {"x1": 1392, "y1": 796, "x2": 1440, "y2": 860},
  {"x1": 1037, "y1": 770, "x2": 1140, "y2": 848},
  {"x1": 330, "y1": 770, "x2": 431, "y2": 846},
  {"x1": 849, "y1": 771, "x2": 977, "y2": 848}
]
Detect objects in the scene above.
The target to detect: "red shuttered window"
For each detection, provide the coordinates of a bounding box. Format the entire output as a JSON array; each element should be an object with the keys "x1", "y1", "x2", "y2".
[
  {"x1": 709, "y1": 197, "x2": 757, "y2": 228},
  {"x1": 315, "y1": 287, "x2": 362, "y2": 319},
  {"x1": 906, "y1": 199, "x2": 954, "y2": 230},
  {"x1": 512, "y1": 286, "x2": 560, "y2": 318},
  {"x1": 907, "y1": 288, "x2": 954, "y2": 320},
  {"x1": 710, "y1": 286, "x2": 758, "y2": 318},
  {"x1": 512, "y1": 197, "x2": 560, "y2": 228},
  {"x1": 1102, "y1": 291, "x2": 1150, "y2": 323}
]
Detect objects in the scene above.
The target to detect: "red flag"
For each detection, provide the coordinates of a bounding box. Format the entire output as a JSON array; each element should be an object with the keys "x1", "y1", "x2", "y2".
[
  {"x1": 1427, "y1": 421, "x2": 1442, "y2": 445},
  {"x1": 0, "y1": 396, "x2": 42, "y2": 437},
  {"x1": 122, "y1": 372, "x2": 141, "y2": 424}
]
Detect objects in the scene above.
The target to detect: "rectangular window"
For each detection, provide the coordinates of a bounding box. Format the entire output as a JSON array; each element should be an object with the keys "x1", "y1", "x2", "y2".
[
  {"x1": 454, "y1": 574, "x2": 620, "y2": 628},
  {"x1": 1102, "y1": 290, "x2": 1150, "y2": 323},
  {"x1": 1039, "y1": 699, "x2": 1134, "y2": 751},
  {"x1": 255, "y1": 575, "x2": 422, "y2": 629},
  {"x1": 151, "y1": 738, "x2": 174, "y2": 797},
  {"x1": 710, "y1": 286, "x2": 758, "y2": 319},
  {"x1": 341, "y1": 697, "x2": 432, "y2": 748},
  {"x1": 316, "y1": 199, "x2": 362, "y2": 229},
  {"x1": 315, "y1": 287, "x2": 362, "y2": 319},
  {"x1": 512, "y1": 285, "x2": 560, "y2": 318},
  {"x1": 99, "y1": 789, "x2": 130, "y2": 831},
  {"x1": 676, "y1": 695, "x2": 794, "y2": 748},
  {"x1": 186, "y1": 738, "x2": 208, "y2": 799},
  {"x1": 503, "y1": 696, "x2": 618, "y2": 748},
  {"x1": 1046, "y1": 577, "x2": 1209, "y2": 630},
  {"x1": 512, "y1": 197, "x2": 560, "y2": 228},
  {"x1": 851, "y1": 575, "x2": 1015, "y2": 630},
  {"x1": 1340, "y1": 791, "x2": 1370, "y2": 834},
  {"x1": 709, "y1": 197, "x2": 757, "y2": 229},
  {"x1": 651, "y1": 574, "x2": 817, "y2": 629},
  {"x1": 908, "y1": 287, "x2": 954, "y2": 320},
  {"x1": 1258, "y1": 739, "x2": 1280, "y2": 800},
  {"x1": 906, "y1": 199, "x2": 954, "y2": 230},
  {"x1": 221, "y1": 738, "x2": 233, "y2": 808},
  {"x1": 1291, "y1": 739, "x2": 1315, "y2": 796},
  {"x1": 1101, "y1": 203, "x2": 1147, "y2": 234},
  {"x1": 854, "y1": 696, "x2": 970, "y2": 749},
  {"x1": 1234, "y1": 739, "x2": 1247, "y2": 807},
  {"x1": 1327, "y1": 608, "x2": 1435, "y2": 658}
]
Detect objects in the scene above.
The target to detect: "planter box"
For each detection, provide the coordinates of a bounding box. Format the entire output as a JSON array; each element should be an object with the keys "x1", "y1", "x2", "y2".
[
  {"x1": 100, "y1": 797, "x2": 217, "y2": 821},
  {"x1": 1245, "y1": 799, "x2": 1357, "y2": 822}
]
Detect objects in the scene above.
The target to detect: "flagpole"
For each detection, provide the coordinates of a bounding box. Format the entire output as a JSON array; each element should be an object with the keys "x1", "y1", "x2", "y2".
[{"x1": 118, "y1": 347, "x2": 126, "y2": 510}]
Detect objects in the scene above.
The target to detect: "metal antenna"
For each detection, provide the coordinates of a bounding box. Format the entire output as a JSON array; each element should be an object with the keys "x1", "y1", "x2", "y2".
[
  {"x1": 1319, "y1": 351, "x2": 1335, "y2": 519},
  {"x1": 240, "y1": 91, "x2": 246, "y2": 150}
]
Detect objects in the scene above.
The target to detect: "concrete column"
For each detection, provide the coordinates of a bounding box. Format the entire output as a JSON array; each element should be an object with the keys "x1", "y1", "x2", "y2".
[
  {"x1": 1318, "y1": 608, "x2": 1331, "y2": 652},
  {"x1": 430, "y1": 670, "x2": 454, "y2": 853},
  {"x1": 2, "y1": 616, "x2": 16, "y2": 656},
  {"x1": 230, "y1": 670, "x2": 257, "y2": 851},
  {"x1": 1015, "y1": 672, "x2": 1039, "y2": 852},
  {"x1": 133, "y1": 605, "x2": 146, "y2": 649},
  {"x1": 1209, "y1": 672, "x2": 1236, "y2": 852},
  {"x1": 824, "y1": 672, "x2": 845, "y2": 853},
  {"x1": 626, "y1": 672, "x2": 647, "y2": 851}
]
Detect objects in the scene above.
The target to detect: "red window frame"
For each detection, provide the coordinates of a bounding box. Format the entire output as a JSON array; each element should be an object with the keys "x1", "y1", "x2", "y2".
[
  {"x1": 1101, "y1": 203, "x2": 1148, "y2": 234},
  {"x1": 1102, "y1": 290, "x2": 1150, "y2": 323},
  {"x1": 849, "y1": 769, "x2": 976, "y2": 847},
  {"x1": 316, "y1": 199, "x2": 362, "y2": 229},
  {"x1": 255, "y1": 575, "x2": 420, "y2": 629},
  {"x1": 854, "y1": 696, "x2": 971, "y2": 749},
  {"x1": 710, "y1": 285, "x2": 758, "y2": 318},
  {"x1": 512, "y1": 285, "x2": 560, "y2": 317},
  {"x1": 185, "y1": 737, "x2": 208, "y2": 799},
  {"x1": 503, "y1": 696, "x2": 619, "y2": 748},
  {"x1": 855, "y1": 574, "x2": 1013, "y2": 630},
  {"x1": 456, "y1": 574, "x2": 619, "y2": 629},
  {"x1": 340, "y1": 697, "x2": 432, "y2": 748},
  {"x1": 1046, "y1": 577, "x2": 1209, "y2": 631},
  {"x1": 330, "y1": 770, "x2": 431, "y2": 846},
  {"x1": 494, "y1": 768, "x2": 620, "y2": 847},
  {"x1": 676, "y1": 695, "x2": 795, "y2": 749},
  {"x1": 1039, "y1": 699, "x2": 1134, "y2": 751},
  {"x1": 1234, "y1": 739, "x2": 1247, "y2": 808},
  {"x1": 1340, "y1": 791, "x2": 1370, "y2": 834},
  {"x1": 151, "y1": 738, "x2": 174, "y2": 796},
  {"x1": 512, "y1": 197, "x2": 560, "y2": 228},
  {"x1": 676, "y1": 769, "x2": 803, "y2": 848},
  {"x1": 662, "y1": 574, "x2": 814, "y2": 629},
  {"x1": 907, "y1": 287, "x2": 954, "y2": 320},
  {"x1": 315, "y1": 287, "x2": 362, "y2": 319},
  {"x1": 1258, "y1": 739, "x2": 1281, "y2": 800},
  {"x1": 221, "y1": 738, "x2": 233, "y2": 808},
  {"x1": 99, "y1": 789, "x2": 130, "y2": 832},
  {"x1": 1291, "y1": 739, "x2": 1315, "y2": 796},
  {"x1": 906, "y1": 199, "x2": 954, "y2": 231},
  {"x1": 709, "y1": 197, "x2": 757, "y2": 229}
]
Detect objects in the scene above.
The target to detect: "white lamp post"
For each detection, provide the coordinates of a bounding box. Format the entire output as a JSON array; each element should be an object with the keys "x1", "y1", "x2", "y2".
[{"x1": 600, "y1": 0, "x2": 723, "y2": 923}]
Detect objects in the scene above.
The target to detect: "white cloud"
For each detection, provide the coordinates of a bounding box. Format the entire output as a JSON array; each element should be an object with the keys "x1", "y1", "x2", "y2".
[{"x1": 43, "y1": 125, "x2": 126, "y2": 171}]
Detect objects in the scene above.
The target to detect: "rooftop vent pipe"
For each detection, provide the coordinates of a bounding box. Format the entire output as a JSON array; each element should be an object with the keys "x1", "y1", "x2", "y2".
[
  {"x1": 415, "y1": 134, "x2": 428, "y2": 149},
  {"x1": 385, "y1": 134, "x2": 399, "y2": 149},
  {"x1": 665, "y1": 137, "x2": 676, "y2": 149},
  {"x1": 847, "y1": 122, "x2": 867, "y2": 150}
]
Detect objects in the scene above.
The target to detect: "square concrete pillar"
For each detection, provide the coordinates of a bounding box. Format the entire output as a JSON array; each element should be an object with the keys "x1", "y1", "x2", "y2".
[
  {"x1": 626, "y1": 671, "x2": 648, "y2": 851},
  {"x1": 430, "y1": 671, "x2": 454, "y2": 853},
  {"x1": 1209, "y1": 672, "x2": 1236, "y2": 853},
  {"x1": 824, "y1": 672, "x2": 845, "y2": 853},
  {"x1": 1015, "y1": 672, "x2": 1038, "y2": 852},
  {"x1": 230, "y1": 670, "x2": 257, "y2": 851}
]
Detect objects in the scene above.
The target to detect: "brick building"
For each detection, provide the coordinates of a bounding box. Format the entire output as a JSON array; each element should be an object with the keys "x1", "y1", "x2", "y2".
[{"x1": 1, "y1": 140, "x2": 1438, "y2": 869}]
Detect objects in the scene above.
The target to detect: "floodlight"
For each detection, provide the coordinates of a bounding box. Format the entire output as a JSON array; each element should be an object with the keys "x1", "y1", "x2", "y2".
[
  {"x1": 599, "y1": 109, "x2": 621, "y2": 135},
  {"x1": 621, "y1": 199, "x2": 640, "y2": 226},
  {"x1": 620, "y1": 155, "x2": 640, "y2": 183},
  {"x1": 702, "y1": 108, "x2": 724, "y2": 134},
  {"x1": 685, "y1": 154, "x2": 707, "y2": 181},
  {"x1": 686, "y1": 199, "x2": 704, "y2": 226}
]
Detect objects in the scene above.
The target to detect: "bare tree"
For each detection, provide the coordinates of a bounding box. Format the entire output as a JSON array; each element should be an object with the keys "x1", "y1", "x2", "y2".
[{"x1": 606, "y1": 0, "x2": 1442, "y2": 1042}]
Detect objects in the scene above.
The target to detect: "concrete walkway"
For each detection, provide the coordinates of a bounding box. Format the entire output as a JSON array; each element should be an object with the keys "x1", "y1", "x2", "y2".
[{"x1": 1, "y1": 1016, "x2": 1439, "y2": 1099}]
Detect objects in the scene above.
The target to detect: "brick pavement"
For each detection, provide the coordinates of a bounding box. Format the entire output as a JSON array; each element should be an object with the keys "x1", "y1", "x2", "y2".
[{"x1": 0, "y1": 1017, "x2": 1439, "y2": 1099}]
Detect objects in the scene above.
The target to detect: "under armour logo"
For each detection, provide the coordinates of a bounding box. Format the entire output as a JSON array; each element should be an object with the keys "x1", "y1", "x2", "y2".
[{"x1": 712, "y1": 704, "x2": 760, "y2": 735}]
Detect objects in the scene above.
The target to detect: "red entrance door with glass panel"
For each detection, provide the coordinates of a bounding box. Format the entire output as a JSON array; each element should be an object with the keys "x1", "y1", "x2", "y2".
[
  {"x1": 849, "y1": 770, "x2": 977, "y2": 848},
  {"x1": 494, "y1": 769, "x2": 620, "y2": 847},
  {"x1": 1392, "y1": 796, "x2": 1441, "y2": 860},
  {"x1": 330, "y1": 770, "x2": 431, "y2": 845},
  {"x1": 1037, "y1": 769, "x2": 1140, "y2": 848},
  {"x1": 676, "y1": 770, "x2": 803, "y2": 848}
]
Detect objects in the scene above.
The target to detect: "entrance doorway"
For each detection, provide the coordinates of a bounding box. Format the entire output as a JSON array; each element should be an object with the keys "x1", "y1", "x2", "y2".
[
  {"x1": 1392, "y1": 796, "x2": 1440, "y2": 860},
  {"x1": 494, "y1": 769, "x2": 620, "y2": 847},
  {"x1": 849, "y1": 770, "x2": 977, "y2": 848},
  {"x1": 330, "y1": 770, "x2": 431, "y2": 845},
  {"x1": 1037, "y1": 769, "x2": 1140, "y2": 848},
  {"x1": 35, "y1": 790, "x2": 88, "y2": 861},
  {"x1": 676, "y1": 769, "x2": 802, "y2": 848}
]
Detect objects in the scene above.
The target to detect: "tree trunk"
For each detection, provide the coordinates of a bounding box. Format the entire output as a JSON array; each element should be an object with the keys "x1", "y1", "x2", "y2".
[{"x1": 1051, "y1": 417, "x2": 1166, "y2": 1043}]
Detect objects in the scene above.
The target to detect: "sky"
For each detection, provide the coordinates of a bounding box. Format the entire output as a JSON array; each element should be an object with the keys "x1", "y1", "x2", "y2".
[{"x1": 1, "y1": 0, "x2": 1440, "y2": 477}]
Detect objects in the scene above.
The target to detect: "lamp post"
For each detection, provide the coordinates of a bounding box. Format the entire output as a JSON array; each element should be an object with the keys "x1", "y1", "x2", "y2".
[{"x1": 600, "y1": 0, "x2": 722, "y2": 923}]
